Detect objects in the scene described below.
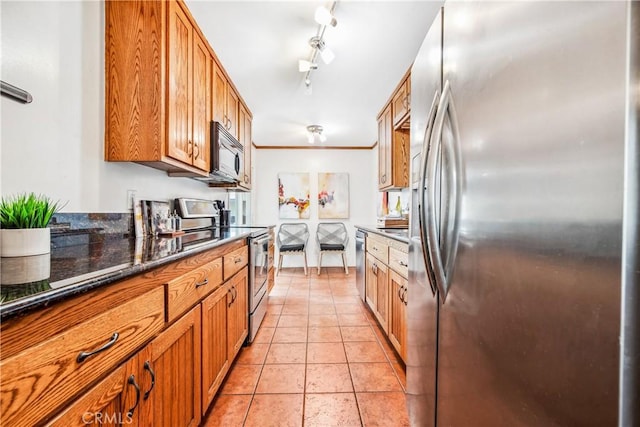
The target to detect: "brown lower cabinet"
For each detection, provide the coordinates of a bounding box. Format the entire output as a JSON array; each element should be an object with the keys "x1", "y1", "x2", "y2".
[
  {"x1": 388, "y1": 269, "x2": 408, "y2": 361},
  {"x1": 364, "y1": 233, "x2": 408, "y2": 363},
  {"x1": 49, "y1": 306, "x2": 202, "y2": 427},
  {"x1": 2, "y1": 241, "x2": 249, "y2": 426},
  {"x1": 365, "y1": 252, "x2": 389, "y2": 333},
  {"x1": 200, "y1": 266, "x2": 248, "y2": 413}
]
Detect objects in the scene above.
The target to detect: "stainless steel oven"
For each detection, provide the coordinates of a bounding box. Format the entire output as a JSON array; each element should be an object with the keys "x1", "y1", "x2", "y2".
[{"x1": 247, "y1": 230, "x2": 273, "y2": 343}]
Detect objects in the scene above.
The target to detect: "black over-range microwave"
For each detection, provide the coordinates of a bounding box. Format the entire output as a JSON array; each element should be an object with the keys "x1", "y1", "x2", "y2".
[{"x1": 196, "y1": 121, "x2": 243, "y2": 184}]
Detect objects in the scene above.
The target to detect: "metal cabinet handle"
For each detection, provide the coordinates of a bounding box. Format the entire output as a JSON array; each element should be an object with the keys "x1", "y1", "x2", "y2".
[
  {"x1": 127, "y1": 374, "x2": 141, "y2": 418},
  {"x1": 381, "y1": 174, "x2": 386, "y2": 184},
  {"x1": 195, "y1": 278, "x2": 209, "y2": 288},
  {"x1": 402, "y1": 286, "x2": 408, "y2": 306},
  {"x1": 194, "y1": 143, "x2": 200, "y2": 159},
  {"x1": 234, "y1": 257, "x2": 243, "y2": 264},
  {"x1": 143, "y1": 361, "x2": 155, "y2": 400},
  {"x1": 187, "y1": 140, "x2": 193, "y2": 157},
  {"x1": 227, "y1": 287, "x2": 234, "y2": 307},
  {"x1": 399, "y1": 260, "x2": 408, "y2": 267},
  {"x1": 77, "y1": 332, "x2": 119, "y2": 363}
]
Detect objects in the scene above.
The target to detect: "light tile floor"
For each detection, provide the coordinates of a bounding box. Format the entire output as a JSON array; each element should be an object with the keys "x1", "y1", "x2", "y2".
[{"x1": 203, "y1": 267, "x2": 409, "y2": 427}]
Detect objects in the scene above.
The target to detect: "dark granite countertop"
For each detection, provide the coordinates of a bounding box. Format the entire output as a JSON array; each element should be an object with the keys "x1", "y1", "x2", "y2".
[
  {"x1": 354, "y1": 225, "x2": 410, "y2": 243},
  {"x1": 0, "y1": 226, "x2": 270, "y2": 320}
]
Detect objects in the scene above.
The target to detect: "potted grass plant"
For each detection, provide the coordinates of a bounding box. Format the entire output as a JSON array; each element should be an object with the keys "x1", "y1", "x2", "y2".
[{"x1": 0, "y1": 193, "x2": 63, "y2": 257}]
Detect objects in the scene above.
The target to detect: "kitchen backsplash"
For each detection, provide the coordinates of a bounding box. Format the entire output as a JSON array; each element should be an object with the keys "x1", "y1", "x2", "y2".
[{"x1": 50, "y1": 213, "x2": 131, "y2": 236}]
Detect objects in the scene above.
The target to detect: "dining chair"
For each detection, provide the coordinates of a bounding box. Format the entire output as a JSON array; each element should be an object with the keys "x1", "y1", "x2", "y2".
[
  {"x1": 276, "y1": 223, "x2": 310, "y2": 275},
  {"x1": 316, "y1": 222, "x2": 349, "y2": 275}
]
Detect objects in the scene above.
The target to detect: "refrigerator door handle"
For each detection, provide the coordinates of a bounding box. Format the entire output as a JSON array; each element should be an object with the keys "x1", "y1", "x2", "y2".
[
  {"x1": 418, "y1": 91, "x2": 441, "y2": 296},
  {"x1": 426, "y1": 80, "x2": 462, "y2": 303}
]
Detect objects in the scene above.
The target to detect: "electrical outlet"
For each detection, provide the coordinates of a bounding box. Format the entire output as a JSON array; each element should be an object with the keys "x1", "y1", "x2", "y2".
[{"x1": 126, "y1": 190, "x2": 137, "y2": 210}]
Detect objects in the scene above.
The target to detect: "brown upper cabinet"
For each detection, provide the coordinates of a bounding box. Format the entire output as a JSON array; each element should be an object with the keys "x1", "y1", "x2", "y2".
[
  {"x1": 392, "y1": 74, "x2": 411, "y2": 128},
  {"x1": 212, "y1": 61, "x2": 239, "y2": 140},
  {"x1": 377, "y1": 67, "x2": 411, "y2": 190},
  {"x1": 105, "y1": 0, "x2": 251, "y2": 182},
  {"x1": 238, "y1": 102, "x2": 252, "y2": 190}
]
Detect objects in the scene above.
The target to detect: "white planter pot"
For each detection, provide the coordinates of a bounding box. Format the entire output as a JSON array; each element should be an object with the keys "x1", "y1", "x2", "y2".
[
  {"x1": 1, "y1": 253, "x2": 50, "y2": 284},
  {"x1": 0, "y1": 228, "x2": 51, "y2": 257}
]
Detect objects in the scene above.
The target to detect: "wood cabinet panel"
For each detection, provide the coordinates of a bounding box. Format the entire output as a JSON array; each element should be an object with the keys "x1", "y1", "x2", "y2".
[
  {"x1": 166, "y1": 257, "x2": 223, "y2": 323},
  {"x1": 238, "y1": 103, "x2": 252, "y2": 190},
  {"x1": 389, "y1": 269, "x2": 408, "y2": 362},
  {"x1": 365, "y1": 253, "x2": 389, "y2": 333},
  {"x1": 392, "y1": 76, "x2": 411, "y2": 127},
  {"x1": 227, "y1": 267, "x2": 248, "y2": 360},
  {"x1": 223, "y1": 245, "x2": 248, "y2": 281},
  {"x1": 0, "y1": 287, "x2": 164, "y2": 426},
  {"x1": 192, "y1": 32, "x2": 211, "y2": 171},
  {"x1": 149, "y1": 304, "x2": 201, "y2": 427},
  {"x1": 226, "y1": 87, "x2": 239, "y2": 139},
  {"x1": 377, "y1": 104, "x2": 392, "y2": 189},
  {"x1": 212, "y1": 61, "x2": 226, "y2": 125},
  {"x1": 167, "y1": 0, "x2": 193, "y2": 165},
  {"x1": 201, "y1": 283, "x2": 230, "y2": 412},
  {"x1": 389, "y1": 247, "x2": 409, "y2": 279},
  {"x1": 367, "y1": 234, "x2": 389, "y2": 264}
]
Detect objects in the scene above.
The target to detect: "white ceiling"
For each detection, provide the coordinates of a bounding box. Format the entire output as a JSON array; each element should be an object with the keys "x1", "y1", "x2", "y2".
[{"x1": 186, "y1": 1, "x2": 442, "y2": 147}]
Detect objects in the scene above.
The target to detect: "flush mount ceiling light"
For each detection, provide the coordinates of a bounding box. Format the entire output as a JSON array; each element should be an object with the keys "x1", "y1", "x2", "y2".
[
  {"x1": 299, "y1": 2, "x2": 338, "y2": 93},
  {"x1": 307, "y1": 125, "x2": 327, "y2": 144}
]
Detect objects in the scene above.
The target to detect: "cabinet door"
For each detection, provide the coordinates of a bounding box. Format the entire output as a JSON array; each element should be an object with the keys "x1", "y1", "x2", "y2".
[
  {"x1": 212, "y1": 61, "x2": 227, "y2": 125},
  {"x1": 392, "y1": 77, "x2": 411, "y2": 126},
  {"x1": 192, "y1": 32, "x2": 210, "y2": 172},
  {"x1": 388, "y1": 270, "x2": 407, "y2": 362},
  {"x1": 167, "y1": 1, "x2": 193, "y2": 165},
  {"x1": 226, "y1": 87, "x2": 240, "y2": 139},
  {"x1": 365, "y1": 253, "x2": 378, "y2": 310},
  {"x1": 377, "y1": 104, "x2": 392, "y2": 190},
  {"x1": 201, "y1": 284, "x2": 229, "y2": 413},
  {"x1": 227, "y1": 267, "x2": 248, "y2": 360},
  {"x1": 47, "y1": 356, "x2": 141, "y2": 427},
  {"x1": 238, "y1": 103, "x2": 252, "y2": 189},
  {"x1": 374, "y1": 261, "x2": 389, "y2": 333},
  {"x1": 149, "y1": 305, "x2": 201, "y2": 427}
]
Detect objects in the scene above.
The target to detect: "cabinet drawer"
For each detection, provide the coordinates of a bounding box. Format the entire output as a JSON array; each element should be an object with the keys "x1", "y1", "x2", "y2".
[
  {"x1": 224, "y1": 245, "x2": 248, "y2": 280},
  {"x1": 366, "y1": 237, "x2": 389, "y2": 264},
  {"x1": 166, "y1": 257, "x2": 223, "y2": 323},
  {"x1": 389, "y1": 247, "x2": 409, "y2": 279},
  {"x1": 0, "y1": 287, "x2": 164, "y2": 427}
]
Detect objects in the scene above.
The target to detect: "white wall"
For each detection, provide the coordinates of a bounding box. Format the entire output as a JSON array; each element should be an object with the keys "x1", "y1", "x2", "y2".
[
  {"x1": 0, "y1": 1, "x2": 227, "y2": 212},
  {"x1": 253, "y1": 149, "x2": 378, "y2": 269}
]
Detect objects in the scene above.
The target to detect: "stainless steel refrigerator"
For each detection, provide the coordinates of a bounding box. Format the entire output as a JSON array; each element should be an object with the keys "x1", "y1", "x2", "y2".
[{"x1": 407, "y1": 2, "x2": 640, "y2": 426}]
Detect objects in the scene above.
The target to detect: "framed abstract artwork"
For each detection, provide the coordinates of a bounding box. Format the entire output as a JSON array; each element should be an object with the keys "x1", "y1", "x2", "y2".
[
  {"x1": 278, "y1": 173, "x2": 311, "y2": 219},
  {"x1": 318, "y1": 172, "x2": 349, "y2": 219}
]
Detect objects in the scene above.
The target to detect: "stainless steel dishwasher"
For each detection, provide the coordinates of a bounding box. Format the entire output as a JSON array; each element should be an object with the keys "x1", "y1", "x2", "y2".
[{"x1": 355, "y1": 229, "x2": 366, "y2": 301}]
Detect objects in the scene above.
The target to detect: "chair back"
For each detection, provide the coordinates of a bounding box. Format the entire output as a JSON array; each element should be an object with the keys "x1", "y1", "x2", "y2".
[
  {"x1": 277, "y1": 223, "x2": 310, "y2": 249},
  {"x1": 316, "y1": 222, "x2": 348, "y2": 247}
]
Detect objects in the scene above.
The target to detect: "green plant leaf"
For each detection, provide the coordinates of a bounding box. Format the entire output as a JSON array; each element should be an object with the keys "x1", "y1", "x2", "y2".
[{"x1": 0, "y1": 192, "x2": 65, "y2": 229}]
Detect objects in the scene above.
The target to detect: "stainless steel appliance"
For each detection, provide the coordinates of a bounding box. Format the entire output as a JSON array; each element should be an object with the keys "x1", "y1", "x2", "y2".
[
  {"x1": 247, "y1": 230, "x2": 273, "y2": 343},
  {"x1": 355, "y1": 229, "x2": 366, "y2": 301},
  {"x1": 408, "y1": 2, "x2": 639, "y2": 426},
  {"x1": 194, "y1": 121, "x2": 243, "y2": 184}
]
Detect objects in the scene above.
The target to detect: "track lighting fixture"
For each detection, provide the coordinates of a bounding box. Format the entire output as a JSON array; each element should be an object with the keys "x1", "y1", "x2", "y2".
[
  {"x1": 314, "y1": 6, "x2": 337, "y2": 27},
  {"x1": 307, "y1": 125, "x2": 327, "y2": 144},
  {"x1": 298, "y1": 2, "x2": 338, "y2": 93}
]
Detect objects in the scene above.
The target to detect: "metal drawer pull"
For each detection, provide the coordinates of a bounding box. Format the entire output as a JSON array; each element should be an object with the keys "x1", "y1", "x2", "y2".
[
  {"x1": 127, "y1": 374, "x2": 141, "y2": 418},
  {"x1": 234, "y1": 257, "x2": 243, "y2": 264},
  {"x1": 195, "y1": 278, "x2": 209, "y2": 288},
  {"x1": 143, "y1": 361, "x2": 155, "y2": 400},
  {"x1": 399, "y1": 260, "x2": 408, "y2": 267},
  {"x1": 76, "y1": 332, "x2": 119, "y2": 363}
]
